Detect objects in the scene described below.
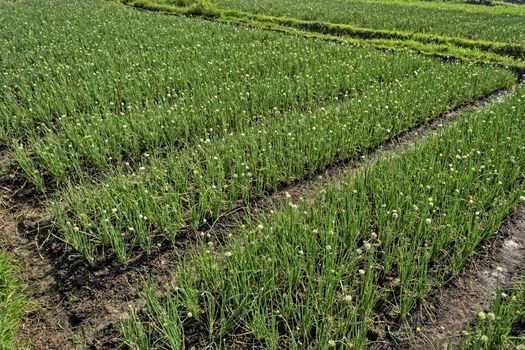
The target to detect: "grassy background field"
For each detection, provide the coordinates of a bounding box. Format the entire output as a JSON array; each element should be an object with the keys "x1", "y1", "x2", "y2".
[{"x1": 0, "y1": 253, "x2": 26, "y2": 350}]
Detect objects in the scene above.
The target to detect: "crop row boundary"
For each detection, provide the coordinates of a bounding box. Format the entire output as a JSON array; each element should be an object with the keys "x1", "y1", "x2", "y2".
[
  {"x1": 120, "y1": 83, "x2": 525, "y2": 348},
  {"x1": 7, "y1": 80, "x2": 515, "y2": 347},
  {"x1": 397, "y1": 200, "x2": 525, "y2": 349},
  {"x1": 355, "y1": 0, "x2": 525, "y2": 16},
  {"x1": 114, "y1": 0, "x2": 525, "y2": 76}
]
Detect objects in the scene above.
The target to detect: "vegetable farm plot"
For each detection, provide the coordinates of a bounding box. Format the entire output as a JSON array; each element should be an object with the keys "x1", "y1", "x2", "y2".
[
  {"x1": 2, "y1": 0, "x2": 433, "y2": 177},
  {"x1": 0, "y1": 0, "x2": 524, "y2": 349},
  {"x1": 55, "y1": 61, "x2": 513, "y2": 264},
  {"x1": 121, "y1": 0, "x2": 525, "y2": 70},
  {"x1": 0, "y1": 252, "x2": 26, "y2": 350},
  {"x1": 408, "y1": 203, "x2": 525, "y2": 349}
]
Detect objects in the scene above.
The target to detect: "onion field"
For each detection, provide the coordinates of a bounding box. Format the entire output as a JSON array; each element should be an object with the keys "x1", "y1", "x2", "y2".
[{"x1": 0, "y1": 0, "x2": 524, "y2": 349}]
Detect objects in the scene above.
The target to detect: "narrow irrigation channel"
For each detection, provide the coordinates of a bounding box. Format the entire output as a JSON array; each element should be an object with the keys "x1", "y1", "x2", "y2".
[
  {"x1": 397, "y1": 202, "x2": 525, "y2": 350},
  {"x1": 0, "y1": 87, "x2": 516, "y2": 348}
]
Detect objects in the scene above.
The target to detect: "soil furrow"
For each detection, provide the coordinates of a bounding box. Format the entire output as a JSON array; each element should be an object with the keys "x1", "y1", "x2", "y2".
[
  {"x1": 0, "y1": 87, "x2": 514, "y2": 349},
  {"x1": 396, "y1": 202, "x2": 525, "y2": 350}
]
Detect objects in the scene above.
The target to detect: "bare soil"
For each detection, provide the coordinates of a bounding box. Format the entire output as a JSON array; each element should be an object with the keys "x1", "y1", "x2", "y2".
[
  {"x1": 0, "y1": 87, "x2": 518, "y2": 349},
  {"x1": 0, "y1": 152, "x2": 185, "y2": 349}
]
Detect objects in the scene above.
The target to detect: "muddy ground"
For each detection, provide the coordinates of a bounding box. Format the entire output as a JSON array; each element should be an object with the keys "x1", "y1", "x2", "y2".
[{"x1": 398, "y1": 203, "x2": 525, "y2": 350}]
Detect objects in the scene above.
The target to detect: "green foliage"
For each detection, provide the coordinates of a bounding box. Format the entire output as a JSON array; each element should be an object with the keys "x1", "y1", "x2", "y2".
[
  {"x1": 212, "y1": 0, "x2": 525, "y2": 43},
  {"x1": 1, "y1": 1, "x2": 524, "y2": 349},
  {"x1": 55, "y1": 61, "x2": 514, "y2": 263},
  {"x1": 0, "y1": 253, "x2": 27, "y2": 350},
  {"x1": 457, "y1": 282, "x2": 525, "y2": 349},
  {"x1": 123, "y1": 84, "x2": 525, "y2": 349},
  {"x1": 119, "y1": 0, "x2": 525, "y2": 70}
]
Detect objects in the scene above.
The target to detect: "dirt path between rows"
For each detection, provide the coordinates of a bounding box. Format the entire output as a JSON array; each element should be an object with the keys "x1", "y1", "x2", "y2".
[
  {"x1": 395, "y1": 202, "x2": 525, "y2": 350},
  {"x1": 0, "y1": 87, "x2": 516, "y2": 349},
  {"x1": 0, "y1": 186, "x2": 183, "y2": 349}
]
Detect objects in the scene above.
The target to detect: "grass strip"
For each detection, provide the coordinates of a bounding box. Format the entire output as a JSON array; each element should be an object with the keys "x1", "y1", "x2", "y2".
[
  {"x1": 53, "y1": 61, "x2": 514, "y2": 264},
  {"x1": 212, "y1": 0, "x2": 525, "y2": 43},
  {"x1": 2, "y1": 0, "x2": 456, "y2": 187},
  {"x1": 457, "y1": 281, "x2": 525, "y2": 349},
  {"x1": 226, "y1": 9, "x2": 525, "y2": 61},
  {"x1": 121, "y1": 84, "x2": 525, "y2": 349},
  {"x1": 219, "y1": 14, "x2": 525, "y2": 72},
  {"x1": 0, "y1": 252, "x2": 27, "y2": 350}
]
